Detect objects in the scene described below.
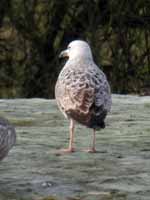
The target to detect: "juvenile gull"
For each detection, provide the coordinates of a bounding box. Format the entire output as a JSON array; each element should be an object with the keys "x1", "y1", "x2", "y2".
[
  {"x1": 0, "y1": 117, "x2": 16, "y2": 161},
  {"x1": 55, "y1": 40, "x2": 111, "y2": 153}
]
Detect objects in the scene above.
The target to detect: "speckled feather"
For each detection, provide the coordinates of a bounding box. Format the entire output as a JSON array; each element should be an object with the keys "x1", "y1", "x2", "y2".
[
  {"x1": 55, "y1": 41, "x2": 111, "y2": 129},
  {"x1": 0, "y1": 117, "x2": 16, "y2": 161}
]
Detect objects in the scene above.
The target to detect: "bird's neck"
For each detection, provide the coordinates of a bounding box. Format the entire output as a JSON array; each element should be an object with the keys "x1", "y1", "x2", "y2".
[{"x1": 67, "y1": 56, "x2": 93, "y2": 65}]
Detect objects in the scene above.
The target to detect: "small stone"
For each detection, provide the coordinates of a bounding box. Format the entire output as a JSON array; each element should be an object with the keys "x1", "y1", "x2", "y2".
[{"x1": 41, "y1": 182, "x2": 52, "y2": 188}]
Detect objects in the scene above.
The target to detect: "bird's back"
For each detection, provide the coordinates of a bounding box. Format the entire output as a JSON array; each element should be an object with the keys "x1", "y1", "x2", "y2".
[{"x1": 55, "y1": 59, "x2": 111, "y2": 129}]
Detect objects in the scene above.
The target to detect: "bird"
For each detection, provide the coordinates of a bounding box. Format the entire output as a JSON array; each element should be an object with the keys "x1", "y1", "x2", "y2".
[
  {"x1": 55, "y1": 40, "x2": 111, "y2": 153},
  {"x1": 0, "y1": 117, "x2": 16, "y2": 161}
]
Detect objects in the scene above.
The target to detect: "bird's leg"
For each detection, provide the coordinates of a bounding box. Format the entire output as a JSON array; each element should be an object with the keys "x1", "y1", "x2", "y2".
[
  {"x1": 68, "y1": 119, "x2": 75, "y2": 152},
  {"x1": 60, "y1": 119, "x2": 75, "y2": 153},
  {"x1": 84, "y1": 129, "x2": 97, "y2": 153},
  {"x1": 91, "y1": 129, "x2": 97, "y2": 152}
]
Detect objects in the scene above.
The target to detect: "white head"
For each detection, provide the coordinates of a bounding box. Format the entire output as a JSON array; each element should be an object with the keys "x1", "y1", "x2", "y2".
[{"x1": 59, "y1": 40, "x2": 93, "y2": 61}]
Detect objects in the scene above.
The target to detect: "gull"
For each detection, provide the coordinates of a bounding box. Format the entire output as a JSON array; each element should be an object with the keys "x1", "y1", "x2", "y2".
[
  {"x1": 0, "y1": 117, "x2": 16, "y2": 161},
  {"x1": 55, "y1": 40, "x2": 111, "y2": 153}
]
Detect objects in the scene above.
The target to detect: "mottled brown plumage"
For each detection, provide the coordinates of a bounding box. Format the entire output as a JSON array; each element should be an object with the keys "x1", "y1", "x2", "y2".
[
  {"x1": 0, "y1": 117, "x2": 16, "y2": 161},
  {"x1": 55, "y1": 40, "x2": 111, "y2": 152}
]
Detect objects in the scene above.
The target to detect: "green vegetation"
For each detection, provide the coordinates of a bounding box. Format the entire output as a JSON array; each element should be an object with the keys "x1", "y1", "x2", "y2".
[{"x1": 0, "y1": 0, "x2": 149, "y2": 98}]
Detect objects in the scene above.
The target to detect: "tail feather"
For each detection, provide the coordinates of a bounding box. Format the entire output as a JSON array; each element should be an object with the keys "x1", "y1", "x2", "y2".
[
  {"x1": 87, "y1": 110, "x2": 107, "y2": 129},
  {"x1": 88, "y1": 116, "x2": 105, "y2": 129}
]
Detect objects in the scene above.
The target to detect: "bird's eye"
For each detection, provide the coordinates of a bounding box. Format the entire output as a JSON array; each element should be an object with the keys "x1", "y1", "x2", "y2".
[{"x1": 68, "y1": 46, "x2": 71, "y2": 49}]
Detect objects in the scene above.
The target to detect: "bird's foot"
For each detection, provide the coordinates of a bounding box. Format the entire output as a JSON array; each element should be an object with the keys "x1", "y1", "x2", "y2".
[
  {"x1": 60, "y1": 147, "x2": 75, "y2": 153},
  {"x1": 83, "y1": 148, "x2": 97, "y2": 153}
]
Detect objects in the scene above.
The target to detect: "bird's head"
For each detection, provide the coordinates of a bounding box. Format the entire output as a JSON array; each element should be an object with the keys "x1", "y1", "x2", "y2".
[{"x1": 59, "y1": 40, "x2": 93, "y2": 61}]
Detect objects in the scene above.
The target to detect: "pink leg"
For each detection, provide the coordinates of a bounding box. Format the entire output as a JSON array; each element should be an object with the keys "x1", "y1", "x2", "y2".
[
  {"x1": 60, "y1": 119, "x2": 75, "y2": 153},
  {"x1": 84, "y1": 129, "x2": 97, "y2": 153}
]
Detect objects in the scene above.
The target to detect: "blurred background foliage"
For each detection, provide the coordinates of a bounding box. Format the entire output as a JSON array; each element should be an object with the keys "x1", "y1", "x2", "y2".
[{"x1": 0, "y1": 0, "x2": 150, "y2": 98}]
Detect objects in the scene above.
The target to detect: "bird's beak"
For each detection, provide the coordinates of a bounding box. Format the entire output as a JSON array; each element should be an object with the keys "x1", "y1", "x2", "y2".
[{"x1": 59, "y1": 49, "x2": 69, "y2": 58}]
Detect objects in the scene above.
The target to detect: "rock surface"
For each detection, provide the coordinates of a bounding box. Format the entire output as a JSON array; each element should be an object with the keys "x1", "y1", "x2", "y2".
[{"x1": 0, "y1": 95, "x2": 150, "y2": 200}]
